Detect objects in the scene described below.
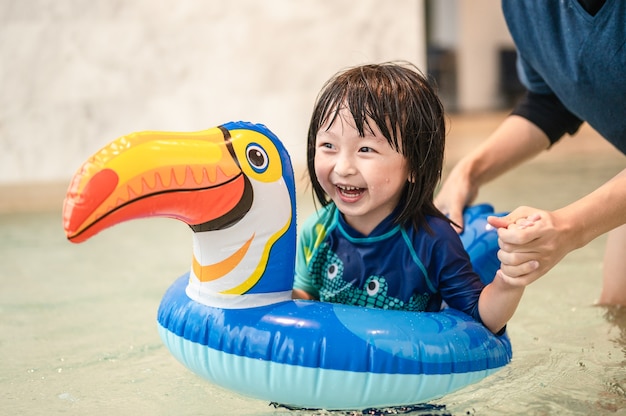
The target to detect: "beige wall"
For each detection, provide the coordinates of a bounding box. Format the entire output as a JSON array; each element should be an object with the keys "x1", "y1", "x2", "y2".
[
  {"x1": 457, "y1": 0, "x2": 514, "y2": 111},
  {"x1": 0, "y1": 0, "x2": 425, "y2": 190}
]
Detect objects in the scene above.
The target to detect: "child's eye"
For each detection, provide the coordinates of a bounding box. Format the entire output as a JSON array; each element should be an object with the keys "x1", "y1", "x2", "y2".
[
  {"x1": 318, "y1": 142, "x2": 334, "y2": 150},
  {"x1": 359, "y1": 146, "x2": 374, "y2": 153}
]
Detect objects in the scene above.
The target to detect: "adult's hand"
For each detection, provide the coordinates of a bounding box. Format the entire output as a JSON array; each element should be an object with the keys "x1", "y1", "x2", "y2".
[
  {"x1": 435, "y1": 163, "x2": 478, "y2": 232},
  {"x1": 487, "y1": 207, "x2": 574, "y2": 286},
  {"x1": 436, "y1": 115, "x2": 551, "y2": 233}
]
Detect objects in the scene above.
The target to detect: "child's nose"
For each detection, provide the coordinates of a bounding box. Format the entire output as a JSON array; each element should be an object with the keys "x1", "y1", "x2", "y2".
[{"x1": 333, "y1": 154, "x2": 356, "y2": 176}]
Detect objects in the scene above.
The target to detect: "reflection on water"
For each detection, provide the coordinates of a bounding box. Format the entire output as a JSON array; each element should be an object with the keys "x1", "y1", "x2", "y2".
[
  {"x1": 604, "y1": 306, "x2": 626, "y2": 350},
  {"x1": 1, "y1": 116, "x2": 625, "y2": 415},
  {"x1": 602, "y1": 306, "x2": 626, "y2": 412}
]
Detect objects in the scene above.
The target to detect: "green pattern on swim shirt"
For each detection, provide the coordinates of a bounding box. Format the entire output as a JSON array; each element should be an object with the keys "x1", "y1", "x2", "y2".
[{"x1": 310, "y1": 244, "x2": 430, "y2": 311}]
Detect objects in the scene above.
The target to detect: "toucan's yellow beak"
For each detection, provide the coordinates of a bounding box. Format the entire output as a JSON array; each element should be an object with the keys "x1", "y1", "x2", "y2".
[{"x1": 63, "y1": 126, "x2": 250, "y2": 243}]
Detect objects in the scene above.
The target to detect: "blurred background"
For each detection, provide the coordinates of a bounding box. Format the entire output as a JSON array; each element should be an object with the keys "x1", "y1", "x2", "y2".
[{"x1": 0, "y1": 0, "x2": 518, "y2": 212}]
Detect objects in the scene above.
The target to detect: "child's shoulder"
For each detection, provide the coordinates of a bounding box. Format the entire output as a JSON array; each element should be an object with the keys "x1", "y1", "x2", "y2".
[
  {"x1": 405, "y1": 215, "x2": 462, "y2": 245},
  {"x1": 302, "y1": 203, "x2": 335, "y2": 224},
  {"x1": 420, "y1": 215, "x2": 459, "y2": 235},
  {"x1": 299, "y1": 204, "x2": 337, "y2": 235},
  {"x1": 297, "y1": 204, "x2": 338, "y2": 253}
]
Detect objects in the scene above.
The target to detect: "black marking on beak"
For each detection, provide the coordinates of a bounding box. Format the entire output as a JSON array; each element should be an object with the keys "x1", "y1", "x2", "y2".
[
  {"x1": 189, "y1": 126, "x2": 253, "y2": 232},
  {"x1": 189, "y1": 175, "x2": 254, "y2": 232},
  {"x1": 219, "y1": 125, "x2": 240, "y2": 169}
]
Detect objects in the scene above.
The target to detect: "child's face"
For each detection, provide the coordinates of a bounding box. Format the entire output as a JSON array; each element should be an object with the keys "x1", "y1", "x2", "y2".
[{"x1": 314, "y1": 108, "x2": 410, "y2": 235}]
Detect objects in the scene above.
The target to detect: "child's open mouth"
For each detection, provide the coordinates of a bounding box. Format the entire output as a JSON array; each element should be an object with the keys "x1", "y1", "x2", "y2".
[{"x1": 337, "y1": 185, "x2": 364, "y2": 199}]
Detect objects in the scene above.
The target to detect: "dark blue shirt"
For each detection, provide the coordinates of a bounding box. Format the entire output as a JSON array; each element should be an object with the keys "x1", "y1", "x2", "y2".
[
  {"x1": 503, "y1": 0, "x2": 626, "y2": 154},
  {"x1": 294, "y1": 204, "x2": 485, "y2": 322}
]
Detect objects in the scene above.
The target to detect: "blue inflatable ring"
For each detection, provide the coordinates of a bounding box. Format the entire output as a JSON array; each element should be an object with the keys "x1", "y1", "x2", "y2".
[{"x1": 63, "y1": 121, "x2": 511, "y2": 410}]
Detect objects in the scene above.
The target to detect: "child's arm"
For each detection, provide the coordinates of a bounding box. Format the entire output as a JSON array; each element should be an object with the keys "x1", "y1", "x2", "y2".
[
  {"x1": 292, "y1": 288, "x2": 316, "y2": 300},
  {"x1": 478, "y1": 216, "x2": 537, "y2": 333},
  {"x1": 478, "y1": 274, "x2": 525, "y2": 334}
]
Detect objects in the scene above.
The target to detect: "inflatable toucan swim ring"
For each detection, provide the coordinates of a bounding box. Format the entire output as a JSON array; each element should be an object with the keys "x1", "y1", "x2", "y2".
[{"x1": 63, "y1": 121, "x2": 512, "y2": 410}]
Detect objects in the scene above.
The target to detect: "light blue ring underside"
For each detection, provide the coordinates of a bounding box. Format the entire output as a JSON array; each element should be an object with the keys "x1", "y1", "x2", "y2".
[{"x1": 158, "y1": 325, "x2": 500, "y2": 410}]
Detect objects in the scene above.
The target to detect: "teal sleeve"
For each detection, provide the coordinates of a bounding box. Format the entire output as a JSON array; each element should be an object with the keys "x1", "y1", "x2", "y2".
[
  {"x1": 293, "y1": 212, "x2": 319, "y2": 298},
  {"x1": 293, "y1": 206, "x2": 334, "y2": 298}
]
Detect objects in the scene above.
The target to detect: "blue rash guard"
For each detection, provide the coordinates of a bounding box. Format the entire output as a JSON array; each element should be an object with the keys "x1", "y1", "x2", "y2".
[
  {"x1": 293, "y1": 204, "x2": 485, "y2": 323},
  {"x1": 502, "y1": 0, "x2": 626, "y2": 154}
]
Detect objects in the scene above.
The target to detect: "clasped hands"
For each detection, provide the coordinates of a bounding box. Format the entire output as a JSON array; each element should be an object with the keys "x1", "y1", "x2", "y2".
[{"x1": 487, "y1": 207, "x2": 573, "y2": 287}]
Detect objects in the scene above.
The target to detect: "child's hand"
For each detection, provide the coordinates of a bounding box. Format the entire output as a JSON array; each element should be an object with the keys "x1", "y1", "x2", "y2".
[{"x1": 487, "y1": 212, "x2": 540, "y2": 230}]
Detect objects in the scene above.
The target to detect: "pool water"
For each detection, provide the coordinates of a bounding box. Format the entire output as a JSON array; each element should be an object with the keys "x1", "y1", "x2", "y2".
[{"x1": 1, "y1": 114, "x2": 625, "y2": 415}]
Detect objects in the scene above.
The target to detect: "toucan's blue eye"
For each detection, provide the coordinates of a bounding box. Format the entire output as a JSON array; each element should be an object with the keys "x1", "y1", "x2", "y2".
[{"x1": 246, "y1": 143, "x2": 269, "y2": 173}]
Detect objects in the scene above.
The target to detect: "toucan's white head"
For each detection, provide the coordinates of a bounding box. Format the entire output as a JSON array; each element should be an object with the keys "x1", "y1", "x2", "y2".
[{"x1": 63, "y1": 121, "x2": 296, "y2": 308}]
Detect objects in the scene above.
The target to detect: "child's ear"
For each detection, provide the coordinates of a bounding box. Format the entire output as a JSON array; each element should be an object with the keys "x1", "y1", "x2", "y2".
[{"x1": 408, "y1": 172, "x2": 415, "y2": 183}]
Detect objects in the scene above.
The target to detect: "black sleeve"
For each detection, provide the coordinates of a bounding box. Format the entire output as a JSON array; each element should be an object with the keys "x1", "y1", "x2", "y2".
[{"x1": 511, "y1": 91, "x2": 584, "y2": 145}]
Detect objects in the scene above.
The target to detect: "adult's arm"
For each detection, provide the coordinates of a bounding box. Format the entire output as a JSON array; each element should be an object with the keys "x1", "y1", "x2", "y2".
[
  {"x1": 488, "y1": 167, "x2": 626, "y2": 286},
  {"x1": 435, "y1": 115, "x2": 550, "y2": 230},
  {"x1": 512, "y1": 91, "x2": 583, "y2": 145},
  {"x1": 436, "y1": 90, "x2": 582, "y2": 231}
]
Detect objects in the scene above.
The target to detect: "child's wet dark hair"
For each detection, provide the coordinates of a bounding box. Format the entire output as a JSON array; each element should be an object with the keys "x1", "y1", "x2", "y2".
[{"x1": 307, "y1": 61, "x2": 451, "y2": 231}]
